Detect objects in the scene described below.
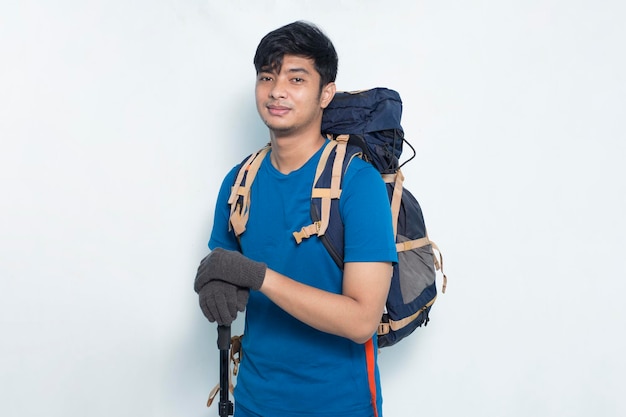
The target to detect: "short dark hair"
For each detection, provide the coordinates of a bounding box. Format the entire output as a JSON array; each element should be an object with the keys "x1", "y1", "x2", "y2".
[{"x1": 253, "y1": 21, "x2": 338, "y2": 87}]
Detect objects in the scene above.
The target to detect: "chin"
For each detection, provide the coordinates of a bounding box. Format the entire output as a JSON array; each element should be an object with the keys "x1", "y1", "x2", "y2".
[{"x1": 263, "y1": 120, "x2": 295, "y2": 135}]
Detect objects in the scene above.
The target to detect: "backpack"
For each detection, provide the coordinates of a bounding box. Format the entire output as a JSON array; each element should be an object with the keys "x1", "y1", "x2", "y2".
[{"x1": 228, "y1": 87, "x2": 447, "y2": 348}]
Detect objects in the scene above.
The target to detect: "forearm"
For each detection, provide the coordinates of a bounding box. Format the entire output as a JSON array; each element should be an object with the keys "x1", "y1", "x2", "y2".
[{"x1": 259, "y1": 263, "x2": 392, "y2": 344}]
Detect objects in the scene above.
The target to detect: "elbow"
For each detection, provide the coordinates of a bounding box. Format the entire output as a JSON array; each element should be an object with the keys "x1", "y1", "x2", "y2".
[
  {"x1": 351, "y1": 334, "x2": 376, "y2": 345},
  {"x1": 342, "y1": 303, "x2": 385, "y2": 344},
  {"x1": 346, "y1": 320, "x2": 380, "y2": 345}
]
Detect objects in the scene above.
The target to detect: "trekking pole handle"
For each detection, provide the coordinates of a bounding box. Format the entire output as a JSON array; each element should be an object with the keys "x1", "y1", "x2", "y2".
[
  {"x1": 217, "y1": 325, "x2": 231, "y2": 351},
  {"x1": 217, "y1": 325, "x2": 233, "y2": 417}
]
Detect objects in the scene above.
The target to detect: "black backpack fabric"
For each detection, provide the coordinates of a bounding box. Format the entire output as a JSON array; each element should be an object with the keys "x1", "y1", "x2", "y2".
[{"x1": 321, "y1": 88, "x2": 405, "y2": 174}]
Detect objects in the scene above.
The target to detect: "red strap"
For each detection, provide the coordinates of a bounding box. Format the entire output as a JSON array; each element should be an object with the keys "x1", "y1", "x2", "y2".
[{"x1": 365, "y1": 337, "x2": 379, "y2": 417}]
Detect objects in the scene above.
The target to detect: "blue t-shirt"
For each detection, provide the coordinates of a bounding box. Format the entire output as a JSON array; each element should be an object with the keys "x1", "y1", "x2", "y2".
[{"x1": 209, "y1": 140, "x2": 398, "y2": 417}]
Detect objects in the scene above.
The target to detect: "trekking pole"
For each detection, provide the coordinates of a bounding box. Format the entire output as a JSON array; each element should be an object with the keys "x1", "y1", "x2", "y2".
[{"x1": 217, "y1": 325, "x2": 234, "y2": 417}]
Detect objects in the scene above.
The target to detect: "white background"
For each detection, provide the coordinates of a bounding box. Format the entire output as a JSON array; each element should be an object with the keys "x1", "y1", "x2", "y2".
[{"x1": 1, "y1": 1, "x2": 625, "y2": 416}]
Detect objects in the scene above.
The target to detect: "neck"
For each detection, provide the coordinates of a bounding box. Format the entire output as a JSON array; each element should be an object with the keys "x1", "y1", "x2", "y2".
[{"x1": 269, "y1": 131, "x2": 326, "y2": 174}]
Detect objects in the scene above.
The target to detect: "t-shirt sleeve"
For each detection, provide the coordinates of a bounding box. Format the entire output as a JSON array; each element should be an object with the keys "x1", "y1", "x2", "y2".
[
  {"x1": 340, "y1": 158, "x2": 398, "y2": 264},
  {"x1": 208, "y1": 166, "x2": 241, "y2": 252}
]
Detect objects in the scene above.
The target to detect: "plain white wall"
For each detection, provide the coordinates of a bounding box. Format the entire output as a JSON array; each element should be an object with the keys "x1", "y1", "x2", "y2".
[{"x1": 1, "y1": 1, "x2": 625, "y2": 416}]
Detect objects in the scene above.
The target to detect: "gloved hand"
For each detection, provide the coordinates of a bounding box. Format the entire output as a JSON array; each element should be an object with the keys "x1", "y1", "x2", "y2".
[
  {"x1": 194, "y1": 248, "x2": 267, "y2": 292},
  {"x1": 197, "y1": 280, "x2": 249, "y2": 325}
]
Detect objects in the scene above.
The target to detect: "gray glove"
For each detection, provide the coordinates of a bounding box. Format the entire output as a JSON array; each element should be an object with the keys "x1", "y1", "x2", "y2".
[
  {"x1": 197, "y1": 280, "x2": 249, "y2": 325},
  {"x1": 194, "y1": 248, "x2": 267, "y2": 292}
]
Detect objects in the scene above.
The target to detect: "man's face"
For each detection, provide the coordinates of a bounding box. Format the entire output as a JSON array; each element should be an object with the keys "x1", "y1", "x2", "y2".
[{"x1": 255, "y1": 54, "x2": 334, "y2": 137}]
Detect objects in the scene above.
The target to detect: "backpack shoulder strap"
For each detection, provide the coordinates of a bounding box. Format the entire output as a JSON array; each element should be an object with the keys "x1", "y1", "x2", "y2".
[
  {"x1": 228, "y1": 145, "x2": 270, "y2": 237},
  {"x1": 291, "y1": 138, "x2": 340, "y2": 243},
  {"x1": 292, "y1": 135, "x2": 349, "y2": 243},
  {"x1": 293, "y1": 135, "x2": 363, "y2": 269}
]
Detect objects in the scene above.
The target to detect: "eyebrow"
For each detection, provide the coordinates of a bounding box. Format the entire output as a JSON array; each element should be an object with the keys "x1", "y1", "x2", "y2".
[
  {"x1": 259, "y1": 66, "x2": 311, "y2": 75},
  {"x1": 285, "y1": 67, "x2": 311, "y2": 74}
]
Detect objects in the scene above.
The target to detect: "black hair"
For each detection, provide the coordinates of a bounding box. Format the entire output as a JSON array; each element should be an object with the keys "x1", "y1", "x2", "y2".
[{"x1": 253, "y1": 21, "x2": 338, "y2": 88}]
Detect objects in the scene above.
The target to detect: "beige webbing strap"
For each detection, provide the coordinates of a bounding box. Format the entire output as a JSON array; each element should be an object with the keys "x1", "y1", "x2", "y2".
[
  {"x1": 293, "y1": 137, "x2": 347, "y2": 244},
  {"x1": 206, "y1": 383, "x2": 221, "y2": 408},
  {"x1": 313, "y1": 140, "x2": 338, "y2": 184},
  {"x1": 378, "y1": 296, "x2": 438, "y2": 335},
  {"x1": 228, "y1": 146, "x2": 270, "y2": 236},
  {"x1": 318, "y1": 135, "x2": 348, "y2": 236},
  {"x1": 429, "y1": 240, "x2": 447, "y2": 293},
  {"x1": 382, "y1": 170, "x2": 404, "y2": 239},
  {"x1": 396, "y1": 236, "x2": 431, "y2": 253},
  {"x1": 383, "y1": 169, "x2": 448, "y2": 294},
  {"x1": 293, "y1": 222, "x2": 321, "y2": 244},
  {"x1": 396, "y1": 236, "x2": 448, "y2": 294},
  {"x1": 206, "y1": 365, "x2": 235, "y2": 407}
]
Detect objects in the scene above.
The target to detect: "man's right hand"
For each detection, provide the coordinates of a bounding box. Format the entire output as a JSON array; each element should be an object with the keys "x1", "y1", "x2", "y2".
[{"x1": 197, "y1": 280, "x2": 249, "y2": 325}]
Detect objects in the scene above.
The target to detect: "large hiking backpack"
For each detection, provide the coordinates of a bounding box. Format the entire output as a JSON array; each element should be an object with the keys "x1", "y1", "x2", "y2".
[{"x1": 228, "y1": 87, "x2": 447, "y2": 348}]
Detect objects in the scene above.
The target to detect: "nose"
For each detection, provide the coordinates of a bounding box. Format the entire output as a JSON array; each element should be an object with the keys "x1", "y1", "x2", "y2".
[{"x1": 269, "y1": 78, "x2": 287, "y2": 99}]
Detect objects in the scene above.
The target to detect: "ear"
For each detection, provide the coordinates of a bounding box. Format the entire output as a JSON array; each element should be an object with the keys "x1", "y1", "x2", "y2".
[{"x1": 320, "y1": 82, "x2": 337, "y2": 109}]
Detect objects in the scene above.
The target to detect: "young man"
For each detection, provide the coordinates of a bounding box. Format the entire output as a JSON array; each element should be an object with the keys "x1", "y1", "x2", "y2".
[{"x1": 195, "y1": 21, "x2": 398, "y2": 417}]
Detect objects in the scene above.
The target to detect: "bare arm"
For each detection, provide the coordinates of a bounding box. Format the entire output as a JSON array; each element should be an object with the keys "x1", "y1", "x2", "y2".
[{"x1": 259, "y1": 261, "x2": 392, "y2": 344}]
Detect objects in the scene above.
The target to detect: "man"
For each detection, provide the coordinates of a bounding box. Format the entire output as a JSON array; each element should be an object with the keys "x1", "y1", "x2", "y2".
[{"x1": 195, "y1": 21, "x2": 398, "y2": 417}]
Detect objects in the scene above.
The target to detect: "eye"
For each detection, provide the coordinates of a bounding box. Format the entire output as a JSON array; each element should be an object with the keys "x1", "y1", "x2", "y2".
[
  {"x1": 292, "y1": 77, "x2": 304, "y2": 83},
  {"x1": 258, "y1": 75, "x2": 273, "y2": 82}
]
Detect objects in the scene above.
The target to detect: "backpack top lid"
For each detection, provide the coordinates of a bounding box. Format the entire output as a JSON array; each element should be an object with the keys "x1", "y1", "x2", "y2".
[{"x1": 321, "y1": 88, "x2": 404, "y2": 174}]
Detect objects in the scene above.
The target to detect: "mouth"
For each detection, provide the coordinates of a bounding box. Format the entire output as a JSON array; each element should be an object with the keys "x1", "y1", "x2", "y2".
[{"x1": 266, "y1": 103, "x2": 291, "y2": 116}]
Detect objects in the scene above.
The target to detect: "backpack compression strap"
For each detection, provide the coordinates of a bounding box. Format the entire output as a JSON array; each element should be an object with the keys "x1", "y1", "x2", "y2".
[
  {"x1": 228, "y1": 145, "x2": 270, "y2": 237},
  {"x1": 381, "y1": 170, "x2": 447, "y2": 294},
  {"x1": 292, "y1": 135, "x2": 349, "y2": 244}
]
